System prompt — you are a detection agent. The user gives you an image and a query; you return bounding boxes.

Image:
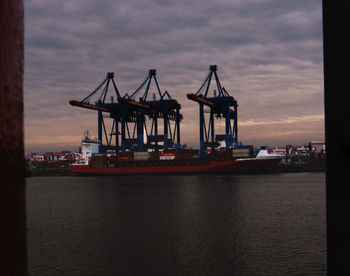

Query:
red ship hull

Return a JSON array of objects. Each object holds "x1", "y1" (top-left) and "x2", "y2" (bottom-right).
[{"x1": 69, "y1": 158, "x2": 282, "y2": 175}]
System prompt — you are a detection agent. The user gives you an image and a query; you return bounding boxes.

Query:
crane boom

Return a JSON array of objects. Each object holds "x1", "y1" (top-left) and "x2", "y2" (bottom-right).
[{"x1": 69, "y1": 100, "x2": 113, "y2": 112}]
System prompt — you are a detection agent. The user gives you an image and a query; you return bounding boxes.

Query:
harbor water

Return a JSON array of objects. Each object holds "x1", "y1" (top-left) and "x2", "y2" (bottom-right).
[{"x1": 26, "y1": 172, "x2": 326, "y2": 275}]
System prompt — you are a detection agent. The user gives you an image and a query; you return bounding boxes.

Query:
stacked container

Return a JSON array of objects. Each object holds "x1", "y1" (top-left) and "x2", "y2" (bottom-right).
[
  {"x1": 210, "y1": 149, "x2": 233, "y2": 160},
  {"x1": 232, "y1": 148, "x2": 252, "y2": 158},
  {"x1": 160, "y1": 152, "x2": 176, "y2": 160},
  {"x1": 90, "y1": 154, "x2": 107, "y2": 168},
  {"x1": 133, "y1": 152, "x2": 151, "y2": 161},
  {"x1": 117, "y1": 152, "x2": 133, "y2": 161}
]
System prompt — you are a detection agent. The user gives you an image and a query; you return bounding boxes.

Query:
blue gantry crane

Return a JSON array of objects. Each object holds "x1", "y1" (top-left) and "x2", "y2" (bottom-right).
[
  {"x1": 118, "y1": 69, "x2": 183, "y2": 151},
  {"x1": 187, "y1": 65, "x2": 238, "y2": 156},
  {"x1": 69, "y1": 72, "x2": 139, "y2": 152}
]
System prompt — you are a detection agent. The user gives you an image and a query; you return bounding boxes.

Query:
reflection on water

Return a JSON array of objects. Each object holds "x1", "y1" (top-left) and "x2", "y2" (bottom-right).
[{"x1": 27, "y1": 173, "x2": 326, "y2": 275}]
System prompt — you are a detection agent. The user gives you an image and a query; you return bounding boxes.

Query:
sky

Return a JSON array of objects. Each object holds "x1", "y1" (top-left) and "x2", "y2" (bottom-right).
[{"x1": 24, "y1": 0, "x2": 324, "y2": 153}]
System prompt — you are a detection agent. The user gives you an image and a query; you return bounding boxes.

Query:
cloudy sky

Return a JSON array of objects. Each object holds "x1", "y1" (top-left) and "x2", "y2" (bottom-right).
[{"x1": 24, "y1": 0, "x2": 324, "y2": 153}]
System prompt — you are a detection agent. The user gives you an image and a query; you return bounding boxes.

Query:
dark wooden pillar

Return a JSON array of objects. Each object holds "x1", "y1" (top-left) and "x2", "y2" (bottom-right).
[
  {"x1": 0, "y1": 0, "x2": 27, "y2": 274},
  {"x1": 323, "y1": 0, "x2": 350, "y2": 274}
]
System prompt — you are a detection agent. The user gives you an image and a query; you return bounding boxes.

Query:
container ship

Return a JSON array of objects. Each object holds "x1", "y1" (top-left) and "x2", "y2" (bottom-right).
[
  {"x1": 68, "y1": 66, "x2": 284, "y2": 175},
  {"x1": 69, "y1": 135, "x2": 283, "y2": 175}
]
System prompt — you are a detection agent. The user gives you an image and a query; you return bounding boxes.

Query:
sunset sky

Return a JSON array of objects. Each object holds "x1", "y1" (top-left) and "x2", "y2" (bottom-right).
[{"x1": 24, "y1": 0, "x2": 324, "y2": 153}]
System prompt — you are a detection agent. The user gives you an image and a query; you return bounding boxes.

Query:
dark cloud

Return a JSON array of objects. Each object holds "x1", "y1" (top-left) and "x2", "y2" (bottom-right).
[{"x1": 24, "y1": 0, "x2": 324, "y2": 152}]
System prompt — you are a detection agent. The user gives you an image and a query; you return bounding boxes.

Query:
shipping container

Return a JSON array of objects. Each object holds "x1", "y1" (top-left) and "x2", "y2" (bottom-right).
[
  {"x1": 160, "y1": 152, "x2": 176, "y2": 160},
  {"x1": 117, "y1": 156, "x2": 133, "y2": 161},
  {"x1": 232, "y1": 148, "x2": 253, "y2": 158},
  {"x1": 133, "y1": 152, "x2": 151, "y2": 160},
  {"x1": 118, "y1": 152, "x2": 133, "y2": 156},
  {"x1": 150, "y1": 152, "x2": 160, "y2": 160}
]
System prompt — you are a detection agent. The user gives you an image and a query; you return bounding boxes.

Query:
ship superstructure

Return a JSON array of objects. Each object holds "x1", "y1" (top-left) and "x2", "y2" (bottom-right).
[{"x1": 80, "y1": 131, "x2": 101, "y2": 165}]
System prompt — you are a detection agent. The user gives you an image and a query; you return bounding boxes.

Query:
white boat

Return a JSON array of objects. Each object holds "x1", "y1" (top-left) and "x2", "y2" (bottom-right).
[
  {"x1": 255, "y1": 149, "x2": 285, "y2": 159},
  {"x1": 235, "y1": 149, "x2": 284, "y2": 162}
]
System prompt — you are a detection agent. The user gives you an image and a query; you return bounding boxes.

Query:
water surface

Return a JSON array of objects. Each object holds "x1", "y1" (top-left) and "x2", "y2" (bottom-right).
[{"x1": 27, "y1": 172, "x2": 326, "y2": 275}]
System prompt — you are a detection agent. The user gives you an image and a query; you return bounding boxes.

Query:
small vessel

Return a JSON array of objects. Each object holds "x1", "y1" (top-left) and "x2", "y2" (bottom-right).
[
  {"x1": 254, "y1": 148, "x2": 285, "y2": 159},
  {"x1": 232, "y1": 149, "x2": 284, "y2": 172}
]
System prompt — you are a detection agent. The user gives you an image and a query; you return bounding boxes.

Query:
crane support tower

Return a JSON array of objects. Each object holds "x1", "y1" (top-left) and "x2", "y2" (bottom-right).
[
  {"x1": 119, "y1": 69, "x2": 183, "y2": 151},
  {"x1": 187, "y1": 65, "x2": 238, "y2": 156}
]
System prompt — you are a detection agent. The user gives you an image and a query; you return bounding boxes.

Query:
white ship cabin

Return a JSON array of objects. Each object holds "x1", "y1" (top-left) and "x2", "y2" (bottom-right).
[{"x1": 81, "y1": 138, "x2": 101, "y2": 165}]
